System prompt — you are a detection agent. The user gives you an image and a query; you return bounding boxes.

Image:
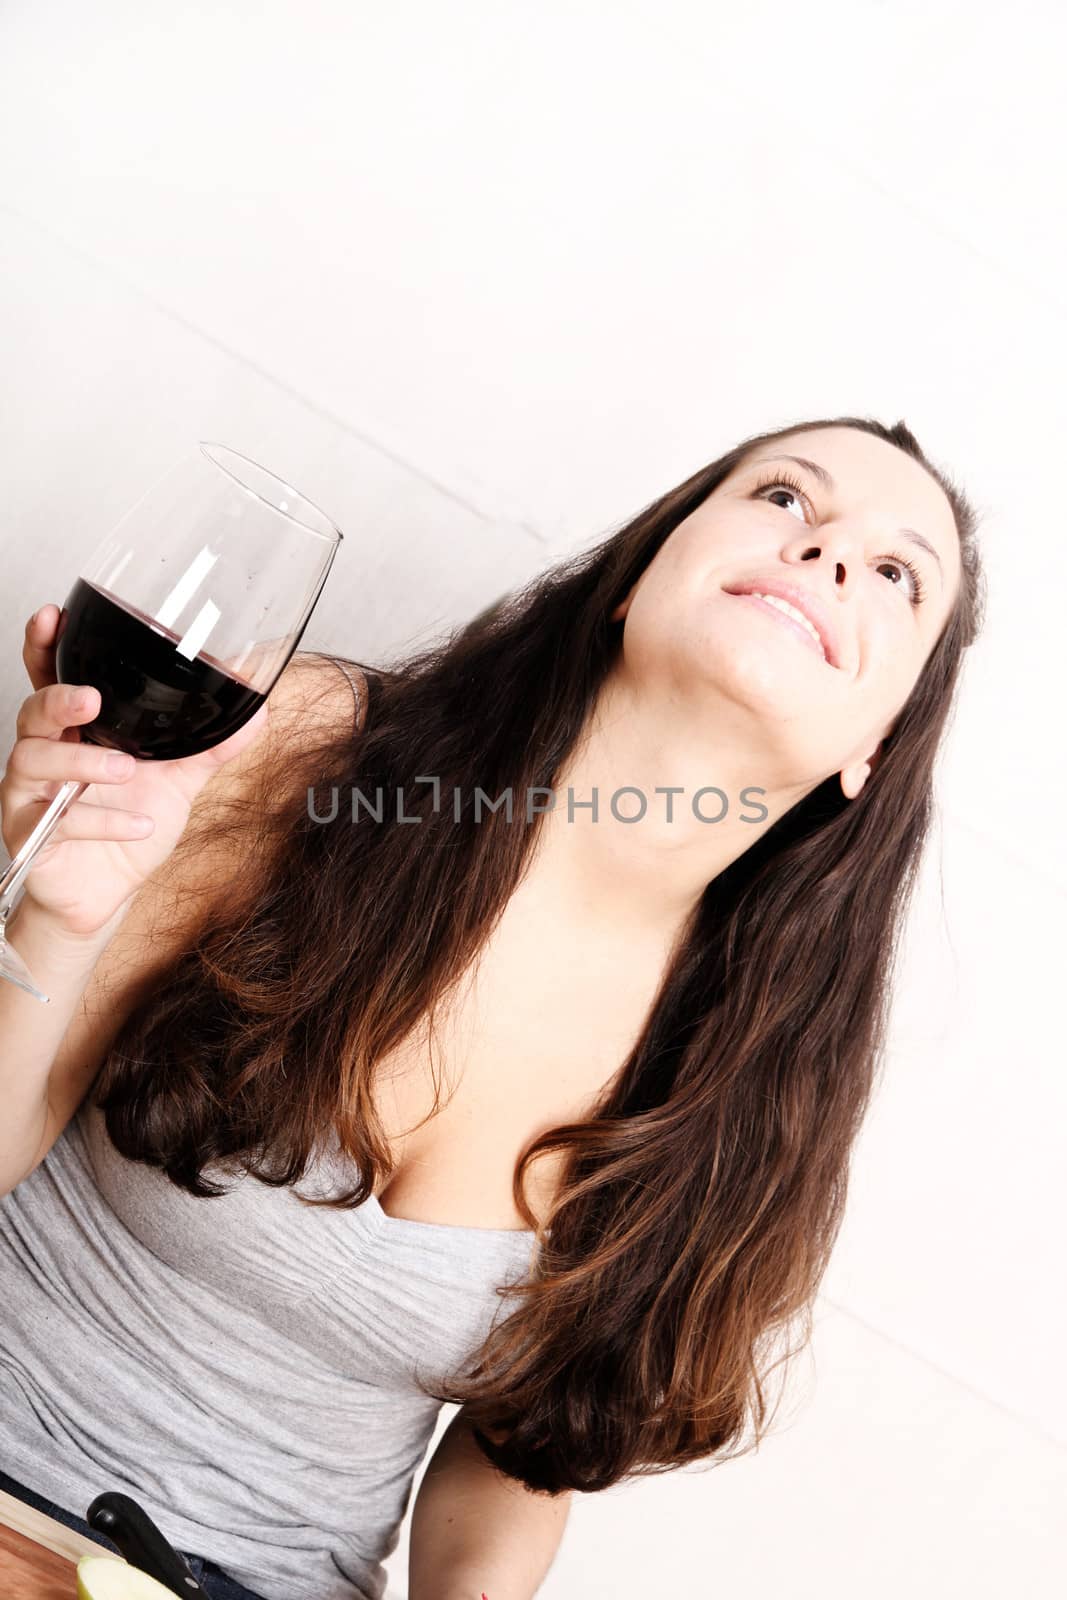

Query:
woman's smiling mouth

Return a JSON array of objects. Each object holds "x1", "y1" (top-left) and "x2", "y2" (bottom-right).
[{"x1": 728, "y1": 590, "x2": 833, "y2": 664}]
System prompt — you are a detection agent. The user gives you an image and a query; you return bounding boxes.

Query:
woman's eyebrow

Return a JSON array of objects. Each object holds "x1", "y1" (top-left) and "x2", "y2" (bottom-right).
[{"x1": 749, "y1": 453, "x2": 945, "y2": 587}]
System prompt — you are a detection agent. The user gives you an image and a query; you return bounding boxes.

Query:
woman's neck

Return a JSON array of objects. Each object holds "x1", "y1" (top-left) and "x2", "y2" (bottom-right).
[{"x1": 524, "y1": 667, "x2": 813, "y2": 942}]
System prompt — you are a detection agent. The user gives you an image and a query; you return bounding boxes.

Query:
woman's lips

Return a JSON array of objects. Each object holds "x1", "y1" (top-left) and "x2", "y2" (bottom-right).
[{"x1": 729, "y1": 591, "x2": 831, "y2": 663}]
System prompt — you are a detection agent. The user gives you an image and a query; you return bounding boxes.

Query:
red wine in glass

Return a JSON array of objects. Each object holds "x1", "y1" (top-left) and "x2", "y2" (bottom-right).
[
  {"x1": 0, "y1": 442, "x2": 343, "y2": 1002},
  {"x1": 56, "y1": 578, "x2": 267, "y2": 762}
]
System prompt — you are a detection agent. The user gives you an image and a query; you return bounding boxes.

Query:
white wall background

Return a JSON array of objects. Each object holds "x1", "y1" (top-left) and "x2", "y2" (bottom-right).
[{"x1": 0, "y1": 2, "x2": 1063, "y2": 1595}]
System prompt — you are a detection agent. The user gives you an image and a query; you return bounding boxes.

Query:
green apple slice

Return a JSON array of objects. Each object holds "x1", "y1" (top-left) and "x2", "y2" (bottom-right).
[{"x1": 76, "y1": 1553, "x2": 185, "y2": 1600}]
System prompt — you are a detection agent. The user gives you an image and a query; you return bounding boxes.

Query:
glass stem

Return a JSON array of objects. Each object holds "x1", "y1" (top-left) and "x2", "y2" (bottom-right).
[{"x1": 0, "y1": 781, "x2": 88, "y2": 924}]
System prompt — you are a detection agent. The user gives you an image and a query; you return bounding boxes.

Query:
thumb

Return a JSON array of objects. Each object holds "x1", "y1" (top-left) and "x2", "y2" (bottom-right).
[
  {"x1": 176, "y1": 696, "x2": 272, "y2": 783},
  {"x1": 204, "y1": 696, "x2": 272, "y2": 769}
]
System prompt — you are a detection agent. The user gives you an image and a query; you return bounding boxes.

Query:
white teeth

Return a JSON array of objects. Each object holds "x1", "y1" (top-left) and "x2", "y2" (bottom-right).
[{"x1": 750, "y1": 592, "x2": 826, "y2": 658}]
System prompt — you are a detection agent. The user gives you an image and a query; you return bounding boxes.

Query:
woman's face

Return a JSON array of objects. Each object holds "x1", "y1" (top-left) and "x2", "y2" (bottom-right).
[{"x1": 610, "y1": 427, "x2": 964, "y2": 798}]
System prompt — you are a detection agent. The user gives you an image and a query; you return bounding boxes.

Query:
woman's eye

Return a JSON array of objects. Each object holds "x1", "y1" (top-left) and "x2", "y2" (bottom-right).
[
  {"x1": 766, "y1": 488, "x2": 806, "y2": 520},
  {"x1": 875, "y1": 556, "x2": 926, "y2": 606},
  {"x1": 754, "y1": 479, "x2": 810, "y2": 522}
]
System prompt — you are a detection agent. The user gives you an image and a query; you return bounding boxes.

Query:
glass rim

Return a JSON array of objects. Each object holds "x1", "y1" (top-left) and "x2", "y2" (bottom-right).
[{"x1": 198, "y1": 441, "x2": 343, "y2": 544}]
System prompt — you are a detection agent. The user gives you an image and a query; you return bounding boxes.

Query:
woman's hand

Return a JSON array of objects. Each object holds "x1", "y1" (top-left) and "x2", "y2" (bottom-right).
[{"x1": 0, "y1": 603, "x2": 271, "y2": 938}]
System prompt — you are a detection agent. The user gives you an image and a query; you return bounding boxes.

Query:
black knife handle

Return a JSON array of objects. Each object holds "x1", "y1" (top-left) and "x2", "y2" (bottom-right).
[{"x1": 86, "y1": 1491, "x2": 207, "y2": 1596}]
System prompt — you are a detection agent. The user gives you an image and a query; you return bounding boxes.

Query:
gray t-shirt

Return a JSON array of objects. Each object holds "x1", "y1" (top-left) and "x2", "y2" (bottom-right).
[{"x1": 0, "y1": 1099, "x2": 537, "y2": 1600}]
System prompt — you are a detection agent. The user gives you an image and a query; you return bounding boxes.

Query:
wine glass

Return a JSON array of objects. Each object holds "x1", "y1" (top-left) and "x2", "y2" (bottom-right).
[{"x1": 0, "y1": 442, "x2": 343, "y2": 1002}]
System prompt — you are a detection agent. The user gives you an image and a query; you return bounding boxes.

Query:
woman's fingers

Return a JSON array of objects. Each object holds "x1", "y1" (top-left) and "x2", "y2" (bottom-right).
[
  {"x1": 5, "y1": 734, "x2": 135, "y2": 789},
  {"x1": 22, "y1": 604, "x2": 61, "y2": 692},
  {"x1": 14, "y1": 681, "x2": 100, "y2": 744},
  {"x1": 2, "y1": 685, "x2": 112, "y2": 834},
  {"x1": 17, "y1": 793, "x2": 155, "y2": 847}
]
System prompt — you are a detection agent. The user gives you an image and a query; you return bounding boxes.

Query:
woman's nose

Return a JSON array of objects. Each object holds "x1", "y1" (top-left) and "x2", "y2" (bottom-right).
[{"x1": 785, "y1": 525, "x2": 863, "y2": 600}]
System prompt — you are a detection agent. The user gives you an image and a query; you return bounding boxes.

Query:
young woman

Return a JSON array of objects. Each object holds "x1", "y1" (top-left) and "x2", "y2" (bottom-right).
[{"x1": 0, "y1": 414, "x2": 985, "y2": 1600}]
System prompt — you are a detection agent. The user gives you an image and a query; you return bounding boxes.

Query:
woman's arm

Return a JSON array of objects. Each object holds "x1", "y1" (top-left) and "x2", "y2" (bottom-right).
[{"x1": 408, "y1": 1408, "x2": 573, "y2": 1600}]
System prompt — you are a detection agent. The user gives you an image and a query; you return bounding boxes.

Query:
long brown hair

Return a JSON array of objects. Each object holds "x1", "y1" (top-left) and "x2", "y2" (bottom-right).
[{"x1": 95, "y1": 415, "x2": 985, "y2": 1495}]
